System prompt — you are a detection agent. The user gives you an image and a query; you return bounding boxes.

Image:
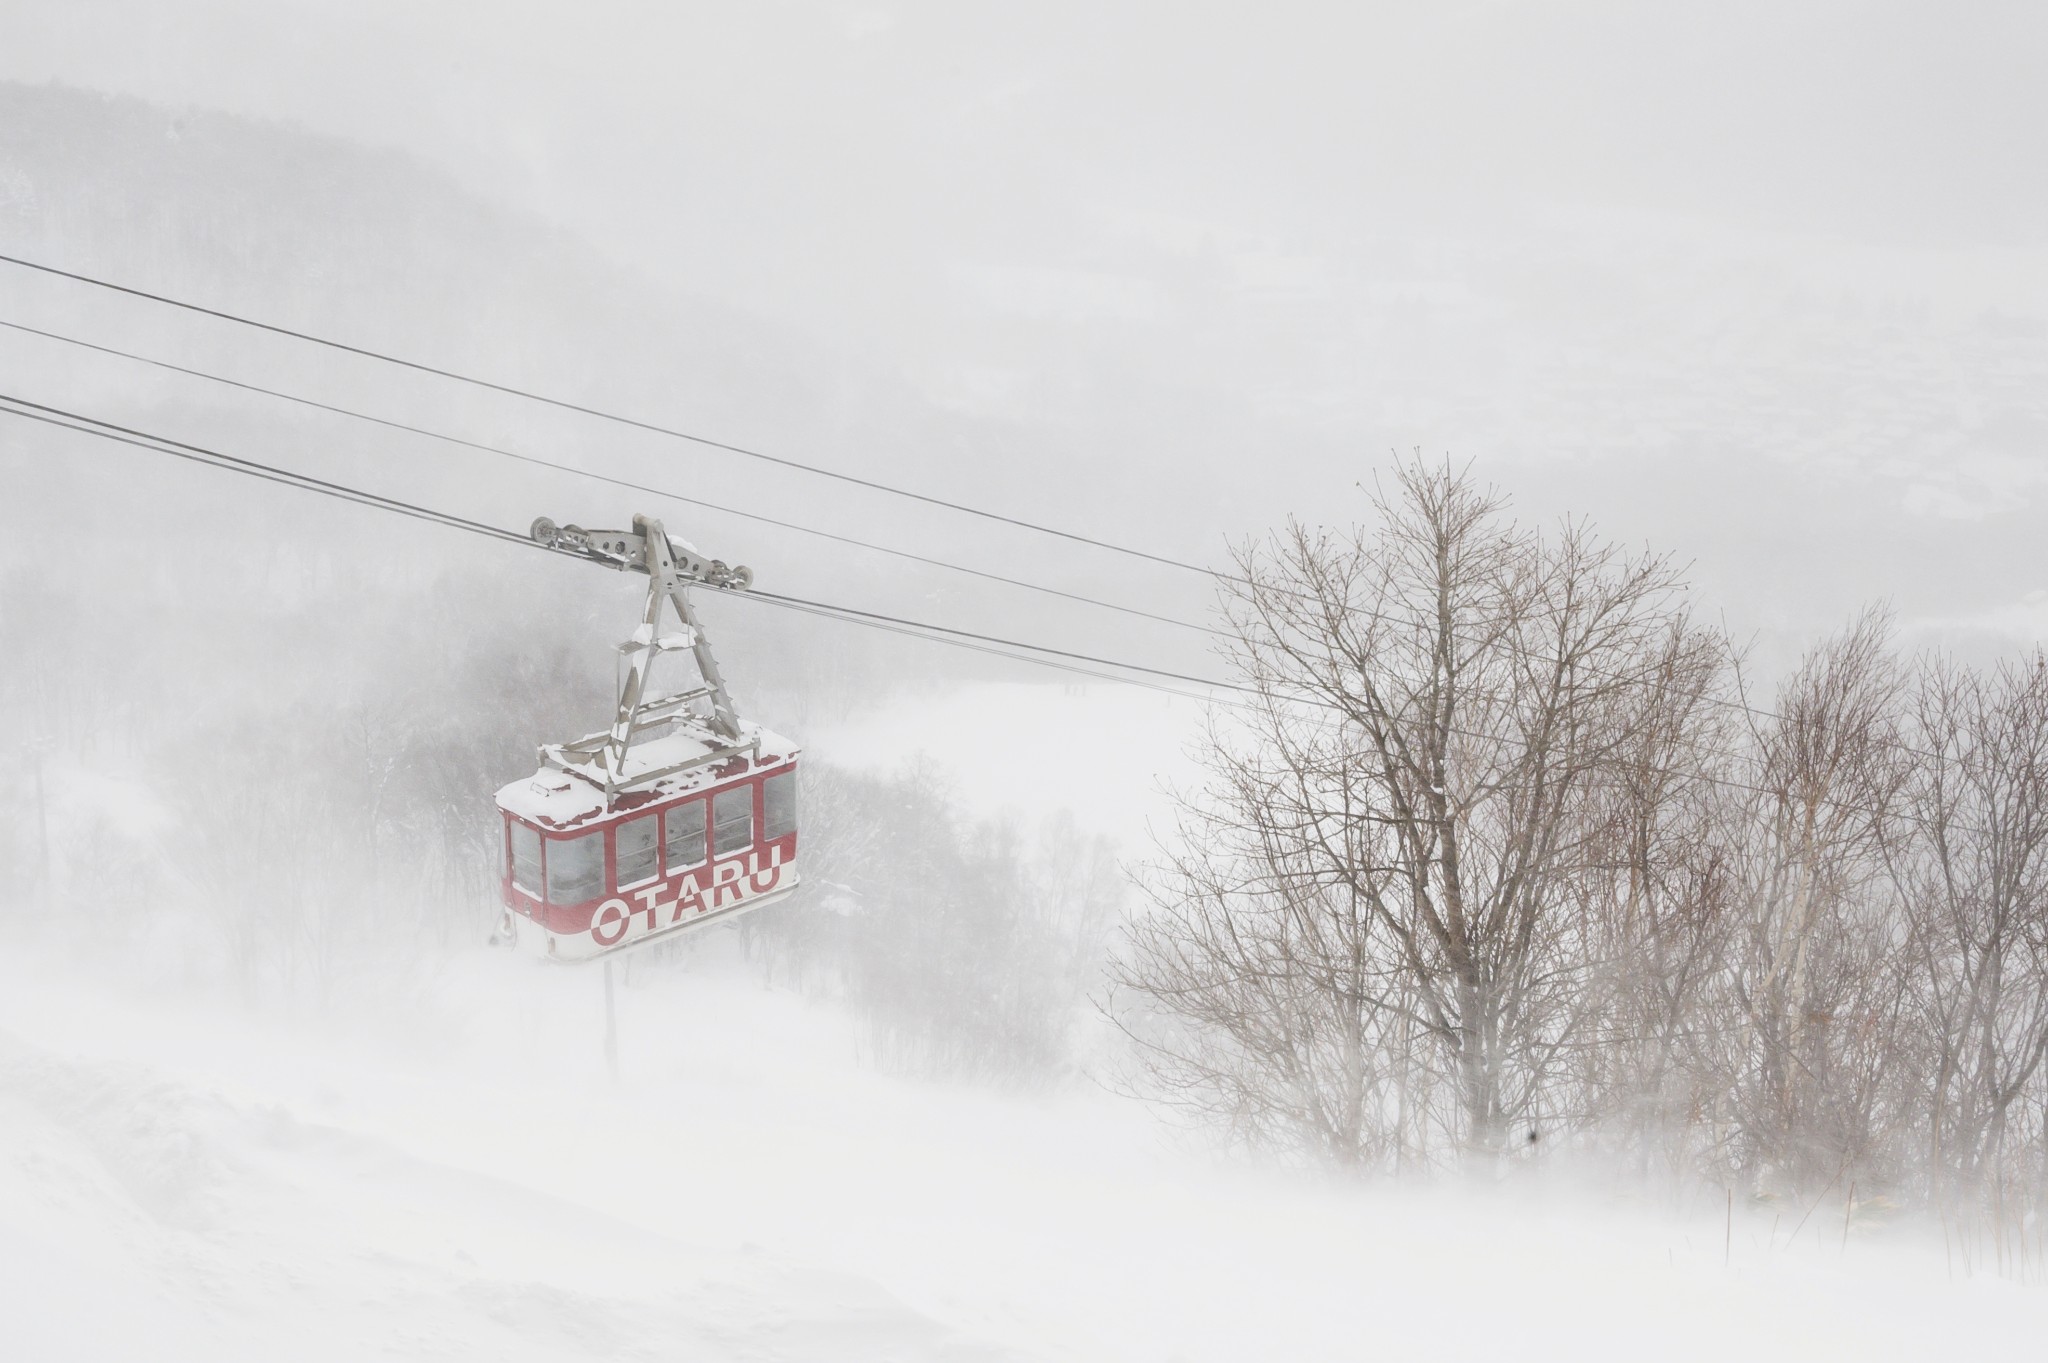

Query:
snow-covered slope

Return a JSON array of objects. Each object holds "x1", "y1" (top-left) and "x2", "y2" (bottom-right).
[{"x1": 3, "y1": 946, "x2": 2040, "y2": 1362}]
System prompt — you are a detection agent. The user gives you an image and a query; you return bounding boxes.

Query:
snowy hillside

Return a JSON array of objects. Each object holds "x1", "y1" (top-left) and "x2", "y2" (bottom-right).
[
  {"x1": 5, "y1": 14, "x2": 2047, "y2": 1360},
  {"x1": 5, "y1": 944, "x2": 2041, "y2": 1363}
]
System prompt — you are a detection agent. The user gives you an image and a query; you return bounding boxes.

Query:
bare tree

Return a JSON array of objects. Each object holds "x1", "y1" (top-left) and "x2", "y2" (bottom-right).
[
  {"x1": 1888, "y1": 652, "x2": 2048, "y2": 1204},
  {"x1": 1115, "y1": 727, "x2": 1412, "y2": 1164},
  {"x1": 1711, "y1": 609, "x2": 1910, "y2": 1193},
  {"x1": 1115, "y1": 462, "x2": 1720, "y2": 1168},
  {"x1": 745, "y1": 760, "x2": 1122, "y2": 1086},
  {"x1": 1569, "y1": 628, "x2": 1739, "y2": 1180}
]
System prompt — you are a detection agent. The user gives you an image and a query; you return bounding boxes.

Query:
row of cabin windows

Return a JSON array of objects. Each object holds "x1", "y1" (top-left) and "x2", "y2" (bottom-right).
[{"x1": 509, "y1": 771, "x2": 796, "y2": 905}]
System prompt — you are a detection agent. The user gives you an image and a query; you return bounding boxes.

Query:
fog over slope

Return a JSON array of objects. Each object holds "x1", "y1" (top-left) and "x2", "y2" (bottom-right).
[{"x1": 3, "y1": 11, "x2": 2047, "y2": 1359}]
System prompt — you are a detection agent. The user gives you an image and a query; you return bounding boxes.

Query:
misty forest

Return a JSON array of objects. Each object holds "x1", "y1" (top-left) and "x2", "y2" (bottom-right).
[{"x1": 4, "y1": 7, "x2": 2048, "y2": 1361}]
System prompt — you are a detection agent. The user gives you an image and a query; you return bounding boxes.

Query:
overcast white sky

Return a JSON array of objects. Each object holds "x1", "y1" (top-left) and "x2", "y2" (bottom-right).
[
  {"x1": 6, "y1": 0, "x2": 2045, "y2": 655},
  {"x1": 13, "y1": 4, "x2": 2046, "y2": 288}
]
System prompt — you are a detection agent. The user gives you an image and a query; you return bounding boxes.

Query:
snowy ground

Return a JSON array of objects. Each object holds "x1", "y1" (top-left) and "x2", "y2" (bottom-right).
[
  {"x1": 4, "y1": 685, "x2": 2042, "y2": 1360},
  {"x1": 3, "y1": 940, "x2": 2043, "y2": 1362}
]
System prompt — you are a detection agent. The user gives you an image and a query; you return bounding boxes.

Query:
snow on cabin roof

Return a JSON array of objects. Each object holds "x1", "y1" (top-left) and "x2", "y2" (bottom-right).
[
  {"x1": 494, "y1": 723, "x2": 799, "y2": 830},
  {"x1": 497, "y1": 770, "x2": 607, "y2": 828}
]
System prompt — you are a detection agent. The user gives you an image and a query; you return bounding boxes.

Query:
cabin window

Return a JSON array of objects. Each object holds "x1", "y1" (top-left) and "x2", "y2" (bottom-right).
[
  {"x1": 712, "y1": 785, "x2": 753, "y2": 856},
  {"x1": 546, "y1": 829, "x2": 604, "y2": 904},
  {"x1": 763, "y1": 770, "x2": 796, "y2": 841},
  {"x1": 665, "y1": 801, "x2": 706, "y2": 870},
  {"x1": 509, "y1": 821, "x2": 542, "y2": 895},
  {"x1": 616, "y1": 814, "x2": 659, "y2": 887}
]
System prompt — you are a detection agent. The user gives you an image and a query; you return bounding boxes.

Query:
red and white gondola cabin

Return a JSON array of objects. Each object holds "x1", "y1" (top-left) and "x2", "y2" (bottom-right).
[
  {"x1": 494, "y1": 513, "x2": 801, "y2": 961},
  {"x1": 495, "y1": 727, "x2": 799, "y2": 961}
]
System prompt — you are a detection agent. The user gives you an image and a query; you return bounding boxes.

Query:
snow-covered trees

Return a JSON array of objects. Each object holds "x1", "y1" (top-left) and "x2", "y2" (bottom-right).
[
  {"x1": 1114, "y1": 463, "x2": 1722, "y2": 1167},
  {"x1": 746, "y1": 761, "x2": 1122, "y2": 1085},
  {"x1": 1115, "y1": 462, "x2": 2048, "y2": 1229},
  {"x1": 1888, "y1": 655, "x2": 2048, "y2": 1203}
]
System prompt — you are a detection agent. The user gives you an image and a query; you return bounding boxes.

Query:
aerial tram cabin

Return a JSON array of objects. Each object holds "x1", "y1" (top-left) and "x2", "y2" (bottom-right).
[{"x1": 494, "y1": 515, "x2": 800, "y2": 962}]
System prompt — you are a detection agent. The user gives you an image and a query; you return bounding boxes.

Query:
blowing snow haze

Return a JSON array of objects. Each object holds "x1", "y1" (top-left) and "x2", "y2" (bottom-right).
[
  {"x1": 6, "y1": 1, "x2": 2045, "y2": 643},
  {"x1": 2, "y1": 4, "x2": 2046, "y2": 1361}
]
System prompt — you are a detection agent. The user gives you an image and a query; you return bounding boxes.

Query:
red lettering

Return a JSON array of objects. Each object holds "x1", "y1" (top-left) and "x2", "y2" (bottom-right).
[
  {"x1": 590, "y1": 898, "x2": 630, "y2": 947},
  {"x1": 631, "y1": 885, "x2": 662, "y2": 933},
  {"x1": 749, "y1": 845, "x2": 783, "y2": 893},
  {"x1": 672, "y1": 871, "x2": 704, "y2": 921}
]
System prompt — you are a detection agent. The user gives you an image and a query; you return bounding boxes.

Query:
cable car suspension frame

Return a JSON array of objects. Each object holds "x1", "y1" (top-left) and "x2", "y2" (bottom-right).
[{"x1": 529, "y1": 513, "x2": 756, "y2": 799}]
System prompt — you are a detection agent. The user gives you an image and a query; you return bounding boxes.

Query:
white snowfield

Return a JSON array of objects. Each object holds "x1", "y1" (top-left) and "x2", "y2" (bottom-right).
[{"x1": 1, "y1": 948, "x2": 2041, "y2": 1363}]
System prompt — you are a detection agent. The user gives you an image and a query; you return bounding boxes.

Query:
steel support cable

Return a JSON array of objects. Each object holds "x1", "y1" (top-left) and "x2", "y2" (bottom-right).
[
  {"x1": 0, "y1": 392, "x2": 1234, "y2": 699},
  {"x1": 745, "y1": 588, "x2": 1248, "y2": 693},
  {"x1": 0, "y1": 390, "x2": 1644, "y2": 757},
  {"x1": 0, "y1": 384, "x2": 1703, "y2": 720},
  {"x1": 0, "y1": 252, "x2": 1731, "y2": 661},
  {"x1": 0, "y1": 254, "x2": 1964, "y2": 773},
  {"x1": 0, "y1": 396, "x2": 534, "y2": 546},
  {"x1": 0, "y1": 307, "x2": 1851, "y2": 783},
  {"x1": 0, "y1": 388, "x2": 1235, "y2": 695},
  {"x1": 732, "y1": 592, "x2": 1223, "y2": 703},
  {"x1": 0, "y1": 391, "x2": 1992, "y2": 837},
  {"x1": 0, "y1": 316, "x2": 1222, "y2": 639},
  {"x1": 0, "y1": 391, "x2": 1701, "y2": 730},
  {"x1": 0, "y1": 250, "x2": 1212, "y2": 573},
  {"x1": 4, "y1": 390, "x2": 1998, "y2": 839},
  {"x1": 4, "y1": 395, "x2": 1215, "y2": 703}
]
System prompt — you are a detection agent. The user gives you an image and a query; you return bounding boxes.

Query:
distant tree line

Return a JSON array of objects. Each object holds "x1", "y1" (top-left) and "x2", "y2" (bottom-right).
[
  {"x1": 1112, "y1": 463, "x2": 2048, "y2": 1240},
  {"x1": 0, "y1": 548, "x2": 1115, "y2": 1086},
  {"x1": 742, "y1": 760, "x2": 1123, "y2": 1086}
]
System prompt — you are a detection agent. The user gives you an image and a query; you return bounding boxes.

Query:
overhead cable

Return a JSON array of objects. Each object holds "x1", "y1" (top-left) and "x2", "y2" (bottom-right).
[
  {"x1": 0, "y1": 315, "x2": 1223, "y2": 639},
  {"x1": 0, "y1": 391, "x2": 1233, "y2": 700},
  {"x1": 0, "y1": 255, "x2": 1957, "y2": 762},
  {"x1": 0, "y1": 391, "x2": 1984, "y2": 837},
  {"x1": 0, "y1": 250, "x2": 1213, "y2": 574}
]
